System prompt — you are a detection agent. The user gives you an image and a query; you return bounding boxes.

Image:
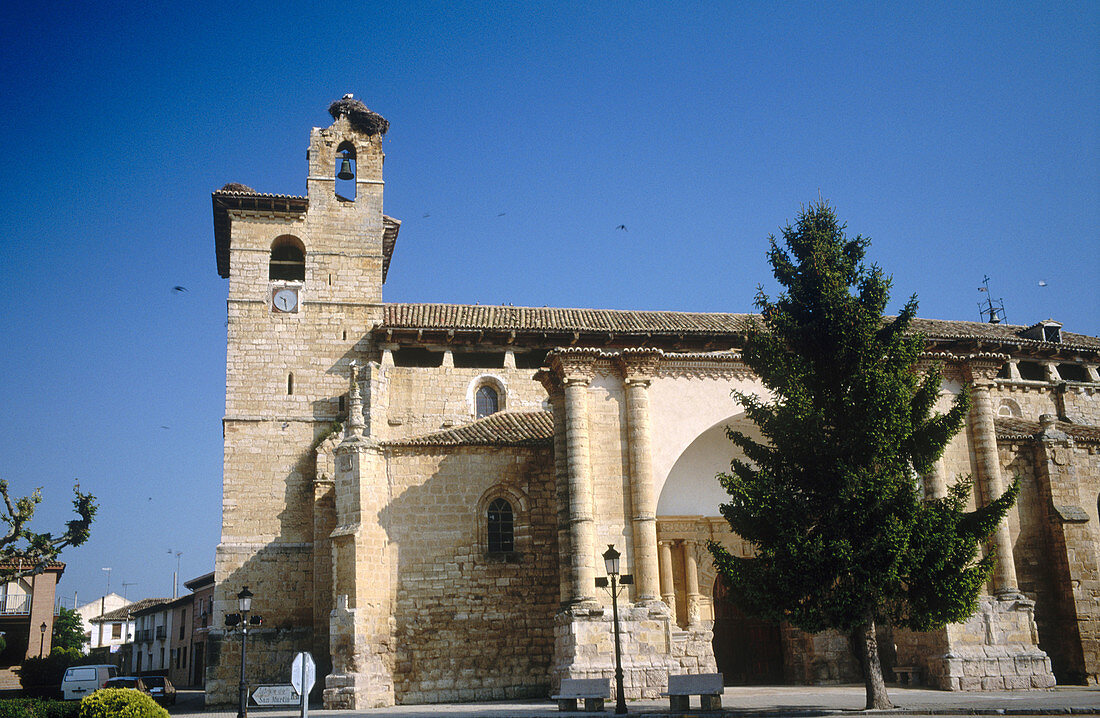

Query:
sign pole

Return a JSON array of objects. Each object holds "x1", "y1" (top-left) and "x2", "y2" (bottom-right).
[{"x1": 300, "y1": 655, "x2": 308, "y2": 718}]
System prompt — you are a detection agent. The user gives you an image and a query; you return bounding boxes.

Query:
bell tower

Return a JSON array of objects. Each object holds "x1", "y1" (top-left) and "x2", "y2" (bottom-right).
[{"x1": 209, "y1": 97, "x2": 398, "y2": 705}]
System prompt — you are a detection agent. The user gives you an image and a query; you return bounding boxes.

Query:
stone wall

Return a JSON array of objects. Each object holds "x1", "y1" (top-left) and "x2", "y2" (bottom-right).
[
  {"x1": 385, "y1": 446, "x2": 559, "y2": 703},
  {"x1": 380, "y1": 362, "x2": 549, "y2": 440}
]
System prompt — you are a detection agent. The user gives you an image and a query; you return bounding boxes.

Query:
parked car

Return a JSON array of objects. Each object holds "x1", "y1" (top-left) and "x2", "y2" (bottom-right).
[
  {"x1": 142, "y1": 675, "x2": 176, "y2": 705},
  {"x1": 61, "y1": 664, "x2": 118, "y2": 700},
  {"x1": 103, "y1": 676, "x2": 151, "y2": 694}
]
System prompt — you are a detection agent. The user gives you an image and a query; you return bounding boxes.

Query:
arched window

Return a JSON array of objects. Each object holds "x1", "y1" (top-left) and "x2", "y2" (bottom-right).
[
  {"x1": 269, "y1": 236, "x2": 305, "y2": 281},
  {"x1": 475, "y1": 385, "x2": 499, "y2": 418},
  {"x1": 487, "y1": 498, "x2": 514, "y2": 553}
]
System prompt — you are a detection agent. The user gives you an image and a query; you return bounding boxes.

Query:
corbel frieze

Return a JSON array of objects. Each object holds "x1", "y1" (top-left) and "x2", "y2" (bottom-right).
[{"x1": 656, "y1": 352, "x2": 754, "y2": 380}]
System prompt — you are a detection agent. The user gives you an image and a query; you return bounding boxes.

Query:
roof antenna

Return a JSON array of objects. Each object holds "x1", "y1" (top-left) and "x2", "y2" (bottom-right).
[{"x1": 977, "y1": 275, "x2": 1006, "y2": 324}]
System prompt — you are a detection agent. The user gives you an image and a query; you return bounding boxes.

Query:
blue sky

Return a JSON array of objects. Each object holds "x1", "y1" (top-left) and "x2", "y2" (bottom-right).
[{"x1": 1, "y1": 2, "x2": 1096, "y2": 610}]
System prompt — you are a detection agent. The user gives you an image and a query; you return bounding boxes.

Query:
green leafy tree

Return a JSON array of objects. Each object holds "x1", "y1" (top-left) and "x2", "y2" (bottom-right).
[
  {"x1": 707, "y1": 203, "x2": 1018, "y2": 709},
  {"x1": 0, "y1": 480, "x2": 96, "y2": 582},
  {"x1": 52, "y1": 607, "x2": 89, "y2": 653}
]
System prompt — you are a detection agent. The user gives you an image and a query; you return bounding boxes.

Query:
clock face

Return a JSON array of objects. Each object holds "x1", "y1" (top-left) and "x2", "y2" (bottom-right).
[{"x1": 273, "y1": 288, "x2": 298, "y2": 313}]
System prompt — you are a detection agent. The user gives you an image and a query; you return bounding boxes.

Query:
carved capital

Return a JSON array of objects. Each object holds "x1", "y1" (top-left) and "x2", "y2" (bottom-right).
[
  {"x1": 548, "y1": 349, "x2": 600, "y2": 384},
  {"x1": 961, "y1": 353, "x2": 1010, "y2": 386},
  {"x1": 617, "y1": 348, "x2": 663, "y2": 386}
]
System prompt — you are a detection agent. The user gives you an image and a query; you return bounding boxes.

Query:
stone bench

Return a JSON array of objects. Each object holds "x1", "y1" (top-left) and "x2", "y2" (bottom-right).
[
  {"x1": 893, "y1": 665, "x2": 921, "y2": 686},
  {"x1": 661, "y1": 673, "x2": 724, "y2": 712},
  {"x1": 551, "y1": 678, "x2": 610, "y2": 712}
]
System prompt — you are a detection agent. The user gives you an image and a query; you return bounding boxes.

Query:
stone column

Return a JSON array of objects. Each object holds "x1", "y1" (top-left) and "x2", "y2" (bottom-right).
[
  {"x1": 658, "y1": 539, "x2": 677, "y2": 619},
  {"x1": 537, "y1": 369, "x2": 574, "y2": 607},
  {"x1": 683, "y1": 540, "x2": 701, "y2": 627},
  {"x1": 925, "y1": 458, "x2": 948, "y2": 501},
  {"x1": 619, "y1": 351, "x2": 662, "y2": 604},
  {"x1": 965, "y1": 357, "x2": 1019, "y2": 596},
  {"x1": 551, "y1": 352, "x2": 599, "y2": 605}
]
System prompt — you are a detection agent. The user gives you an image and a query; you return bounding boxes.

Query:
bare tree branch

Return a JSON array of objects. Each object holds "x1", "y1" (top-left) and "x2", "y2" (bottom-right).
[{"x1": 0, "y1": 479, "x2": 97, "y2": 582}]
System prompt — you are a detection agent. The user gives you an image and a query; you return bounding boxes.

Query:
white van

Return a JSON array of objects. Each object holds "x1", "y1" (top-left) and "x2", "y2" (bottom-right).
[{"x1": 61, "y1": 664, "x2": 117, "y2": 700}]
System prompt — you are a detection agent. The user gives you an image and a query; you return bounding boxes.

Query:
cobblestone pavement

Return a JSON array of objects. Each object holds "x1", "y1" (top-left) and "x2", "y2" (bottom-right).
[{"x1": 176, "y1": 685, "x2": 1100, "y2": 717}]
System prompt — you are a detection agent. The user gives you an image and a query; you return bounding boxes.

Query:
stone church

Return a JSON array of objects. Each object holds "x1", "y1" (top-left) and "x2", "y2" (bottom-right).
[{"x1": 205, "y1": 99, "x2": 1100, "y2": 708}]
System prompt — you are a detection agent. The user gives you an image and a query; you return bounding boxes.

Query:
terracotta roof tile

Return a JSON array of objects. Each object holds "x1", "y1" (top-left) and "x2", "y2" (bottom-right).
[
  {"x1": 0, "y1": 559, "x2": 64, "y2": 570},
  {"x1": 380, "y1": 304, "x2": 1100, "y2": 352},
  {"x1": 89, "y1": 597, "x2": 173, "y2": 623},
  {"x1": 382, "y1": 304, "x2": 756, "y2": 334},
  {"x1": 909, "y1": 317, "x2": 1100, "y2": 350},
  {"x1": 995, "y1": 417, "x2": 1100, "y2": 443},
  {"x1": 386, "y1": 411, "x2": 554, "y2": 447}
]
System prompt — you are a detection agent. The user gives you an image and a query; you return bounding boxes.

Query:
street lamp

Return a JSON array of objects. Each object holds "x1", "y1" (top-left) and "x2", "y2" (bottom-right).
[
  {"x1": 595, "y1": 544, "x2": 632, "y2": 714},
  {"x1": 225, "y1": 586, "x2": 261, "y2": 718},
  {"x1": 39, "y1": 621, "x2": 47, "y2": 657}
]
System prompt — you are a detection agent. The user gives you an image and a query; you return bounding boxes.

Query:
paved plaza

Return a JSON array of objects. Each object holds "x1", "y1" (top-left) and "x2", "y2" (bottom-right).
[{"x1": 182, "y1": 684, "x2": 1100, "y2": 717}]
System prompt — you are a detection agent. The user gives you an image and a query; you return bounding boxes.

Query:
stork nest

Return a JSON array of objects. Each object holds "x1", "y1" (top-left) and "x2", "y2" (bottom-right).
[
  {"x1": 217, "y1": 182, "x2": 255, "y2": 193},
  {"x1": 328, "y1": 98, "x2": 389, "y2": 136}
]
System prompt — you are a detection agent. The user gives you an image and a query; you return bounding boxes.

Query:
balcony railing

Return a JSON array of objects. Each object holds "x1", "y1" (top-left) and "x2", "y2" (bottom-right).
[
  {"x1": 0, "y1": 595, "x2": 31, "y2": 615},
  {"x1": 155, "y1": 626, "x2": 166, "y2": 641},
  {"x1": 135, "y1": 629, "x2": 152, "y2": 643}
]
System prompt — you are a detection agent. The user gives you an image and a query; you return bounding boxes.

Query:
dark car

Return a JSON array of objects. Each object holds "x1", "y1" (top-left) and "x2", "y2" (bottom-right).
[
  {"x1": 142, "y1": 675, "x2": 177, "y2": 705},
  {"x1": 103, "y1": 676, "x2": 150, "y2": 694}
]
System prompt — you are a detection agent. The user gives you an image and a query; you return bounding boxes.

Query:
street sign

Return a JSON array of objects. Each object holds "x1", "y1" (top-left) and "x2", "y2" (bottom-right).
[
  {"x1": 252, "y1": 685, "x2": 299, "y2": 706},
  {"x1": 291, "y1": 651, "x2": 316, "y2": 695}
]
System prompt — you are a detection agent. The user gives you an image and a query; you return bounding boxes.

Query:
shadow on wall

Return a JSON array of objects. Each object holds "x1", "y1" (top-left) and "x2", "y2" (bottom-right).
[{"x1": 658, "y1": 413, "x2": 759, "y2": 516}]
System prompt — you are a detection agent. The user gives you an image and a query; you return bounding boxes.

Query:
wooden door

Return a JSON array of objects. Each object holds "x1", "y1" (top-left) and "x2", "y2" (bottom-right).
[{"x1": 712, "y1": 578, "x2": 784, "y2": 685}]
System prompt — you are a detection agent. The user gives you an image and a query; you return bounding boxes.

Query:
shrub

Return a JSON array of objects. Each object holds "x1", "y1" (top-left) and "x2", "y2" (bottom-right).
[
  {"x1": 78, "y1": 689, "x2": 169, "y2": 718},
  {"x1": 18, "y1": 653, "x2": 76, "y2": 698},
  {"x1": 0, "y1": 698, "x2": 81, "y2": 718}
]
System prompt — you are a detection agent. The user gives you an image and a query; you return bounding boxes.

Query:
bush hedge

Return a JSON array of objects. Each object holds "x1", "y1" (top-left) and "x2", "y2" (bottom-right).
[
  {"x1": 0, "y1": 698, "x2": 81, "y2": 718},
  {"x1": 78, "y1": 688, "x2": 169, "y2": 718}
]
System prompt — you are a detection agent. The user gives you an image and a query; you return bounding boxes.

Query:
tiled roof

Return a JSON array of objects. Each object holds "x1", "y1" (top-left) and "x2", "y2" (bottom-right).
[
  {"x1": 908, "y1": 317, "x2": 1100, "y2": 351},
  {"x1": 386, "y1": 411, "x2": 554, "y2": 447},
  {"x1": 379, "y1": 304, "x2": 1100, "y2": 352},
  {"x1": 0, "y1": 559, "x2": 64, "y2": 570},
  {"x1": 184, "y1": 571, "x2": 215, "y2": 591},
  {"x1": 89, "y1": 597, "x2": 172, "y2": 623},
  {"x1": 995, "y1": 417, "x2": 1100, "y2": 444},
  {"x1": 382, "y1": 304, "x2": 756, "y2": 334}
]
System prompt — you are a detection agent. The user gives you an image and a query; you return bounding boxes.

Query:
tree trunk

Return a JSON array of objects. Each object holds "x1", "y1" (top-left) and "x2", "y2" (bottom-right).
[{"x1": 860, "y1": 609, "x2": 893, "y2": 710}]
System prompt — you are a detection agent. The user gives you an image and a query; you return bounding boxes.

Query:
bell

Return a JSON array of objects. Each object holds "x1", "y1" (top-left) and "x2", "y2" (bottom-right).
[{"x1": 337, "y1": 157, "x2": 354, "y2": 181}]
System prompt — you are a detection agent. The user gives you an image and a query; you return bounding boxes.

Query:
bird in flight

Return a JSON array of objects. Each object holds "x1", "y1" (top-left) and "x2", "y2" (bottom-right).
[
  {"x1": 1038, "y1": 280, "x2": 1048, "y2": 287},
  {"x1": 173, "y1": 286, "x2": 188, "y2": 293},
  {"x1": 616, "y1": 225, "x2": 627, "y2": 231},
  {"x1": 497, "y1": 212, "x2": 506, "y2": 217}
]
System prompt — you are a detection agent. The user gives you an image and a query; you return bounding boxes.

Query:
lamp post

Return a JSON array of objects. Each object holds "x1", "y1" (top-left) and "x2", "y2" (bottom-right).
[
  {"x1": 596, "y1": 544, "x2": 632, "y2": 714},
  {"x1": 39, "y1": 621, "x2": 47, "y2": 657},
  {"x1": 225, "y1": 586, "x2": 256, "y2": 718}
]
